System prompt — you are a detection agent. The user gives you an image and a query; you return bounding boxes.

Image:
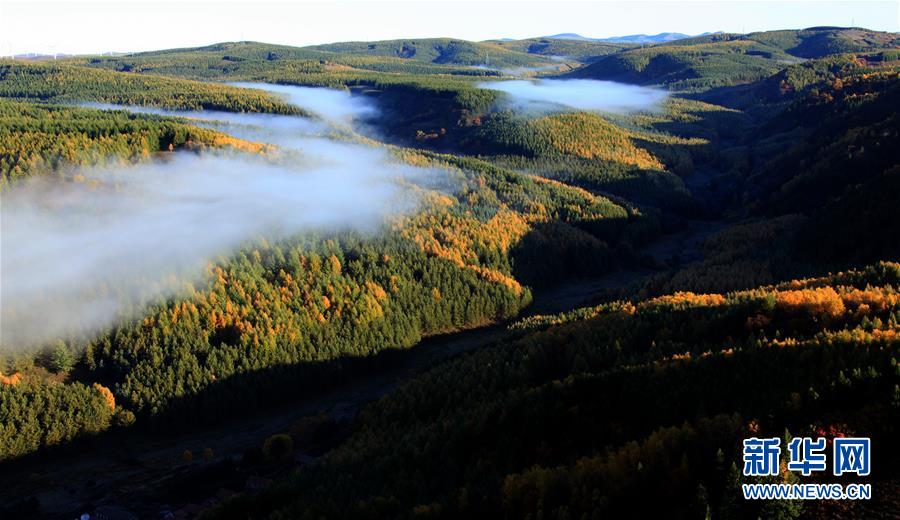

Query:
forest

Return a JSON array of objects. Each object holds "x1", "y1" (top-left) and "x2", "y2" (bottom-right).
[
  {"x1": 0, "y1": 100, "x2": 266, "y2": 185},
  {"x1": 0, "y1": 23, "x2": 898, "y2": 520},
  {"x1": 209, "y1": 262, "x2": 900, "y2": 519}
]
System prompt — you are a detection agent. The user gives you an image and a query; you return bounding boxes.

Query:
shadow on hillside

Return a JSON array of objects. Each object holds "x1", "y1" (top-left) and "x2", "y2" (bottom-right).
[
  {"x1": 647, "y1": 105, "x2": 755, "y2": 142},
  {"x1": 352, "y1": 85, "x2": 482, "y2": 154},
  {"x1": 0, "y1": 321, "x2": 513, "y2": 517},
  {"x1": 587, "y1": 171, "x2": 698, "y2": 214},
  {"x1": 680, "y1": 83, "x2": 770, "y2": 110}
]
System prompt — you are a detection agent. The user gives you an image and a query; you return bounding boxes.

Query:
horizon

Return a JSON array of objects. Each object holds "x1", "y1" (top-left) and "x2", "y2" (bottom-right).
[
  {"x1": 2, "y1": 0, "x2": 898, "y2": 57},
  {"x1": 6, "y1": 26, "x2": 897, "y2": 58}
]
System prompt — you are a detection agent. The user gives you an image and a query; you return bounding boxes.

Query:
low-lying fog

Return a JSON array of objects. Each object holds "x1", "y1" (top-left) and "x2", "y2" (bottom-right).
[
  {"x1": 480, "y1": 79, "x2": 668, "y2": 113},
  {"x1": 1, "y1": 84, "x2": 444, "y2": 349},
  {"x1": 471, "y1": 64, "x2": 562, "y2": 78},
  {"x1": 231, "y1": 82, "x2": 377, "y2": 123}
]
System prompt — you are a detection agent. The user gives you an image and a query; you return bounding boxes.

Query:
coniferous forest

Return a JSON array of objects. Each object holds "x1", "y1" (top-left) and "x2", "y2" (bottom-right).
[{"x1": 0, "y1": 10, "x2": 898, "y2": 520}]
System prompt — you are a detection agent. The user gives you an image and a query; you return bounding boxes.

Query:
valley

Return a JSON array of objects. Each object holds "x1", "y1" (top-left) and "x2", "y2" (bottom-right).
[
  {"x1": 0, "y1": 189, "x2": 725, "y2": 518},
  {"x1": 1, "y1": 22, "x2": 898, "y2": 520}
]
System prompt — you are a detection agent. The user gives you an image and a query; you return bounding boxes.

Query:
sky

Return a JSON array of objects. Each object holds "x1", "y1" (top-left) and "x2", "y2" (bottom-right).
[{"x1": 1, "y1": 0, "x2": 897, "y2": 56}]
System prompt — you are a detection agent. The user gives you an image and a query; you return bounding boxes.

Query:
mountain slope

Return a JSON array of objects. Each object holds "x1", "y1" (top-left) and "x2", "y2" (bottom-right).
[
  {"x1": 566, "y1": 38, "x2": 793, "y2": 91},
  {"x1": 745, "y1": 67, "x2": 900, "y2": 266},
  {"x1": 307, "y1": 38, "x2": 547, "y2": 67},
  {"x1": 0, "y1": 61, "x2": 303, "y2": 114},
  {"x1": 209, "y1": 262, "x2": 900, "y2": 520},
  {"x1": 567, "y1": 28, "x2": 898, "y2": 91},
  {"x1": 488, "y1": 37, "x2": 630, "y2": 62},
  {"x1": 747, "y1": 26, "x2": 900, "y2": 59}
]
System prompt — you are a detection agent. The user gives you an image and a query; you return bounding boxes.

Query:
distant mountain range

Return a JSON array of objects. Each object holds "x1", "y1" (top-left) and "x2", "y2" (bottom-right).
[
  {"x1": 544, "y1": 32, "x2": 719, "y2": 44},
  {"x1": 11, "y1": 51, "x2": 126, "y2": 60},
  {"x1": 11, "y1": 53, "x2": 72, "y2": 60}
]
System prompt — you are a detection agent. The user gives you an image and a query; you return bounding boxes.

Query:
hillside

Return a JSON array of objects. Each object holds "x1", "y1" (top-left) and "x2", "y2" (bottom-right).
[
  {"x1": 746, "y1": 26, "x2": 900, "y2": 59},
  {"x1": 1, "y1": 97, "x2": 651, "y2": 461},
  {"x1": 566, "y1": 38, "x2": 795, "y2": 91},
  {"x1": 469, "y1": 110, "x2": 705, "y2": 209},
  {"x1": 81, "y1": 45, "x2": 484, "y2": 79},
  {"x1": 209, "y1": 262, "x2": 900, "y2": 520},
  {"x1": 0, "y1": 61, "x2": 304, "y2": 113},
  {"x1": 568, "y1": 28, "x2": 899, "y2": 91},
  {"x1": 1, "y1": 23, "x2": 899, "y2": 519},
  {"x1": 0, "y1": 99, "x2": 266, "y2": 185},
  {"x1": 307, "y1": 38, "x2": 548, "y2": 68},
  {"x1": 488, "y1": 37, "x2": 631, "y2": 62},
  {"x1": 744, "y1": 67, "x2": 900, "y2": 266}
]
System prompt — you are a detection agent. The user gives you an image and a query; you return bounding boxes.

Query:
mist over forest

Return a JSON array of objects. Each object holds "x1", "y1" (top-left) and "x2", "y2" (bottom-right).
[
  {"x1": 2, "y1": 86, "x2": 448, "y2": 347},
  {"x1": 480, "y1": 78, "x2": 668, "y2": 113},
  {"x1": 0, "y1": 16, "x2": 897, "y2": 520}
]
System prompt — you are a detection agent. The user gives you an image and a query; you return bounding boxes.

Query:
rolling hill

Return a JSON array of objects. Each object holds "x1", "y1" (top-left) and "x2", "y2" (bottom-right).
[
  {"x1": 1, "y1": 24, "x2": 899, "y2": 519},
  {"x1": 207, "y1": 262, "x2": 900, "y2": 520},
  {"x1": 307, "y1": 38, "x2": 548, "y2": 67},
  {"x1": 746, "y1": 26, "x2": 900, "y2": 59},
  {"x1": 488, "y1": 37, "x2": 631, "y2": 63},
  {"x1": 568, "y1": 28, "x2": 899, "y2": 91}
]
